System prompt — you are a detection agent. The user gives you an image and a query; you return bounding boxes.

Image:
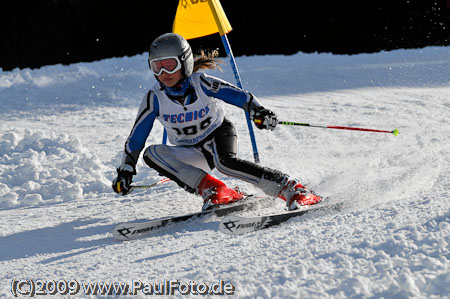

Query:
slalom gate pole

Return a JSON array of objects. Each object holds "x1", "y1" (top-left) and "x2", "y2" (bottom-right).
[
  {"x1": 277, "y1": 121, "x2": 399, "y2": 136},
  {"x1": 131, "y1": 178, "x2": 171, "y2": 190},
  {"x1": 204, "y1": 0, "x2": 259, "y2": 163},
  {"x1": 220, "y1": 34, "x2": 260, "y2": 163},
  {"x1": 162, "y1": 128, "x2": 168, "y2": 145}
]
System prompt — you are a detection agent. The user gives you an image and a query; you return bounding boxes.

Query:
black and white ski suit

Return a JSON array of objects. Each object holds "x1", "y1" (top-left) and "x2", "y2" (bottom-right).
[{"x1": 119, "y1": 72, "x2": 289, "y2": 197}]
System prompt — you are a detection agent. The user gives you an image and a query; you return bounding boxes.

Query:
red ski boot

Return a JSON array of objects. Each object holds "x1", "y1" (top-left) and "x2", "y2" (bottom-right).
[
  {"x1": 197, "y1": 174, "x2": 245, "y2": 211},
  {"x1": 278, "y1": 179, "x2": 322, "y2": 211}
]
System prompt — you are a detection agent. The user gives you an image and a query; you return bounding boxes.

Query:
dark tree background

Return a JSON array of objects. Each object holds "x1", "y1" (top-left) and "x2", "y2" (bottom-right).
[{"x1": 1, "y1": 0, "x2": 449, "y2": 71}]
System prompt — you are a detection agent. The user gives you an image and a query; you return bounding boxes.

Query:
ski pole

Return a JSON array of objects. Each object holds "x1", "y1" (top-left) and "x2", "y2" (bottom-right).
[
  {"x1": 130, "y1": 178, "x2": 171, "y2": 190},
  {"x1": 277, "y1": 121, "x2": 399, "y2": 136},
  {"x1": 253, "y1": 118, "x2": 399, "y2": 135}
]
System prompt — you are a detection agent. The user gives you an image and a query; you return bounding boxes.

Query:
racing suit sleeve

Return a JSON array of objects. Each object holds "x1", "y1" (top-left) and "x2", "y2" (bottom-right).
[
  {"x1": 118, "y1": 90, "x2": 159, "y2": 173},
  {"x1": 198, "y1": 72, "x2": 263, "y2": 113}
]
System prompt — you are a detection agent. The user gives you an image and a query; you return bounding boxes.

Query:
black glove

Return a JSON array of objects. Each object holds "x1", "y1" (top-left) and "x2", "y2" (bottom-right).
[
  {"x1": 112, "y1": 168, "x2": 134, "y2": 195},
  {"x1": 250, "y1": 106, "x2": 278, "y2": 130}
]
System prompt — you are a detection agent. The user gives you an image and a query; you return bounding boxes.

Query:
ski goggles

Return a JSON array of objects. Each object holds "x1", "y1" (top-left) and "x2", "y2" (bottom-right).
[{"x1": 149, "y1": 56, "x2": 182, "y2": 76}]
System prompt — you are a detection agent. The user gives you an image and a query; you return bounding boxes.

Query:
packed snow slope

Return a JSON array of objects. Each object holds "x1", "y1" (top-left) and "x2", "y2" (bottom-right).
[{"x1": 1, "y1": 47, "x2": 449, "y2": 298}]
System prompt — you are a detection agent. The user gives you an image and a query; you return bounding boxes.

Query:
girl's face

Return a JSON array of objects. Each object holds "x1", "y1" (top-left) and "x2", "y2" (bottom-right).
[{"x1": 158, "y1": 69, "x2": 183, "y2": 87}]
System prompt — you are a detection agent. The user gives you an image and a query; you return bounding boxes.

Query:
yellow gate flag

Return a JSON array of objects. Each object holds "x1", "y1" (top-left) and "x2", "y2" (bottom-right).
[{"x1": 173, "y1": 0, "x2": 232, "y2": 40}]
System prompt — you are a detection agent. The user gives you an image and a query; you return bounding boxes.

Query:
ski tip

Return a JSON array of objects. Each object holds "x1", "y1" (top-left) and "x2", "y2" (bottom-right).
[{"x1": 392, "y1": 129, "x2": 399, "y2": 136}]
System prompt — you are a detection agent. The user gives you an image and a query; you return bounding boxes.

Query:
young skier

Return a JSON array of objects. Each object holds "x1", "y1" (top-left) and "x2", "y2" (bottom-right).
[{"x1": 112, "y1": 33, "x2": 321, "y2": 211}]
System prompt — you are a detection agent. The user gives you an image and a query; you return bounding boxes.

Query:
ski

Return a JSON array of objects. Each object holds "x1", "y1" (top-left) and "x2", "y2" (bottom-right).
[
  {"x1": 219, "y1": 201, "x2": 343, "y2": 235},
  {"x1": 112, "y1": 195, "x2": 266, "y2": 241}
]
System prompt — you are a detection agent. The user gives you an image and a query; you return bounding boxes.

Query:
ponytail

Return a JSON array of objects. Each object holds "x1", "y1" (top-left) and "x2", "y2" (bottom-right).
[{"x1": 193, "y1": 50, "x2": 223, "y2": 72}]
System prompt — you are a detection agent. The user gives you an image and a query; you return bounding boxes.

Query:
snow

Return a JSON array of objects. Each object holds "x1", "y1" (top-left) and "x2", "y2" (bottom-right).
[{"x1": 1, "y1": 46, "x2": 449, "y2": 298}]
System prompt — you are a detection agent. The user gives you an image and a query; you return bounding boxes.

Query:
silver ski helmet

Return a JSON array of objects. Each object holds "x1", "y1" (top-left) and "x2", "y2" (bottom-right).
[{"x1": 148, "y1": 33, "x2": 193, "y2": 78}]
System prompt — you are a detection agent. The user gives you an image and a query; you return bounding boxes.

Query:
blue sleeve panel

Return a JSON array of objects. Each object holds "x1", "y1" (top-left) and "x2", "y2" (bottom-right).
[
  {"x1": 122, "y1": 91, "x2": 159, "y2": 169},
  {"x1": 199, "y1": 73, "x2": 261, "y2": 110},
  {"x1": 127, "y1": 92, "x2": 159, "y2": 152},
  {"x1": 127, "y1": 115, "x2": 156, "y2": 152}
]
